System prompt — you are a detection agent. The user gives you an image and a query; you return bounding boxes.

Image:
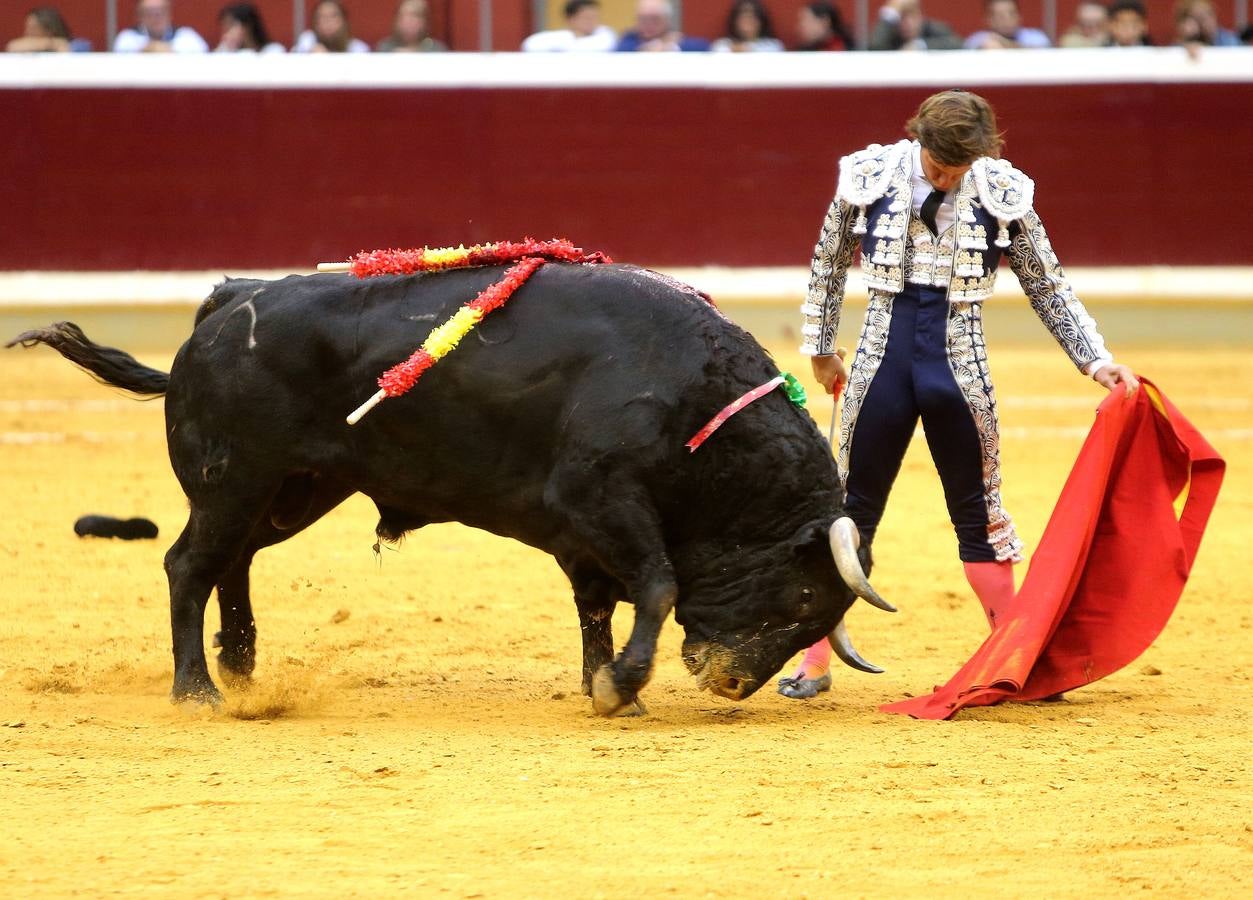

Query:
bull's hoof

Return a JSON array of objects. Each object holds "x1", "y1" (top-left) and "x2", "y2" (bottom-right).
[
  {"x1": 213, "y1": 632, "x2": 257, "y2": 688},
  {"x1": 618, "y1": 698, "x2": 648, "y2": 717},
  {"x1": 590, "y1": 665, "x2": 623, "y2": 715},
  {"x1": 216, "y1": 657, "x2": 254, "y2": 690},
  {"x1": 170, "y1": 679, "x2": 224, "y2": 709},
  {"x1": 591, "y1": 665, "x2": 645, "y2": 717}
]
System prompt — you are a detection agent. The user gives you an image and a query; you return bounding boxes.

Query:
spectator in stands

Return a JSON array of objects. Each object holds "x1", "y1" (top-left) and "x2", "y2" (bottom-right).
[
  {"x1": 1172, "y1": 1, "x2": 1240, "y2": 46},
  {"x1": 215, "y1": 3, "x2": 284, "y2": 53},
  {"x1": 1199, "y1": 1, "x2": 1242, "y2": 46},
  {"x1": 1108, "y1": 1, "x2": 1152, "y2": 46},
  {"x1": 1242, "y1": 24, "x2": 1253, "y2": 45},
  {"x1": 1059, "y1": 2, "x2": 1110, "y2": 48},
  {"x1": 869, "y1": 0, "x2": 962, "y2": 51},
  {"x1": 7, "y1": 6, "x2": 90, "y2": 52},
  {"x1": 293, "y1": 0, "x2": 369, "y2": 53},
  {"x1": 114, "y1": 0, "x2": 209, "y2": 53},
  {"x1": 522, "y1": 0, "x2": 616, "y2": 52},
  {"x1": 712, "y1": 1, "x2": 783, "y2": 52},
  {"x1": 964, "y1": 0, "x2": 1050, "y2": 49},
  {"x1": 794, "y1": 2, "x2": 854, "y2": 51},
  {"x1": 616, "y1": 0, "x2": 710, "y2": 52},
  {"x1": 377, "y1": 0, "x2": 447, "y2": 52}
]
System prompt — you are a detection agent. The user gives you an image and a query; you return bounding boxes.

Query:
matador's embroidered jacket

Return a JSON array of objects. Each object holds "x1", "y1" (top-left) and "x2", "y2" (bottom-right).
[
  {"x1": 800, "y1": 140, "x2": 1114, "y2": 562},
  {"x1": 800, "y1": 139, "x2": 1113, "y2": 373}
]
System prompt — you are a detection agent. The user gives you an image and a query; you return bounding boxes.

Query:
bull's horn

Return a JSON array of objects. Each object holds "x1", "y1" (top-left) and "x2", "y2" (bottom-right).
[
  {"x1": 828, "y1": 619, "x2": 884, "y2": 674},
  {"x1": 829, "y1": 517, "x2": 896, "y2": 613}
]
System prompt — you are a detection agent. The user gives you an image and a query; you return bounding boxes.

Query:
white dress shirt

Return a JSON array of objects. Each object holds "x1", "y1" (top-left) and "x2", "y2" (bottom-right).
[{"x1": 911, "y1": 143, "x2": 955, "y2": 235}]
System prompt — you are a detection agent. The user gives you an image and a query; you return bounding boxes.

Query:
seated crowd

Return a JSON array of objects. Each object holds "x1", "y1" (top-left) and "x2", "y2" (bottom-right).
[{"x1": 6, "y1": 0, "x2": 1252, "y2": 55}]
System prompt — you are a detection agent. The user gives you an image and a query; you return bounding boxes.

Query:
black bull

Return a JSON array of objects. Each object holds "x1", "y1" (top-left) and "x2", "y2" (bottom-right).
[{"x1": 10, "y1": 262, "x2": 890, "y2": 715}]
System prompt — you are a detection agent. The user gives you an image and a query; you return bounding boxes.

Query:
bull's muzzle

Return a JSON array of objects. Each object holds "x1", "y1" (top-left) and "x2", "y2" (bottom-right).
[
  {"x1": 705, "y1": 674, "x2": 748, "y2": 700},
  {"x1": 683, "y1": 643, "x2": 755, "y2": 700}
]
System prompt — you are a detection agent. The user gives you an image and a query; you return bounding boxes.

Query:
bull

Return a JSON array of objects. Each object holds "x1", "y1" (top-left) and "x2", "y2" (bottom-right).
[{"x1": 9, "y1": 261, "x2": 891, "y2": 715}]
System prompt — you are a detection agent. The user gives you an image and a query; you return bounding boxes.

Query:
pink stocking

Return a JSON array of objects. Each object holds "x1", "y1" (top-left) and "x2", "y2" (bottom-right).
[
  {"x1": 963, "y1": 560, "x2": 1016, "y2": 630},
  {"x1": 794, "y1": 638, "x2": 832, "y2": 679}
]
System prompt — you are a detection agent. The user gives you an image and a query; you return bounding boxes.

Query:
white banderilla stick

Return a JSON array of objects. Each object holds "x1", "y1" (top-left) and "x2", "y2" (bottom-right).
[{"x1": 346, "y1": 389, "x2": 387, "y2": 425}]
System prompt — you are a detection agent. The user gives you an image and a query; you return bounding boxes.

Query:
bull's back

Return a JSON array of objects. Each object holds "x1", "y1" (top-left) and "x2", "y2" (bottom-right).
[{"x1": 168, "y1": 263, "x2": 758, "y2": 490}]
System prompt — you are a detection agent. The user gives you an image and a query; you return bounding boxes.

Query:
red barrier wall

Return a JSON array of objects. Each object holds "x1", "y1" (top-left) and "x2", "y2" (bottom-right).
[{"x1": 4, "y1": 75, "x2": 1252, "y2": 270}]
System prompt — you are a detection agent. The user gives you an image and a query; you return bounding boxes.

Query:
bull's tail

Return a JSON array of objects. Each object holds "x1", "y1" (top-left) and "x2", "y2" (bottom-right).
[{"x1": 6, "y1": 321, "x2": 170, "y2": 396}]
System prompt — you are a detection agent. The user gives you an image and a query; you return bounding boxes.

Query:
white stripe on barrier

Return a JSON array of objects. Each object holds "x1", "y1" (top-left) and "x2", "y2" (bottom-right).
[
  {"x1": 2, "y1": 48, "x2": 1251, "y2": 90},
  {"x1": 2, "y1": 267, "x2": 1252, "y2": 306}
]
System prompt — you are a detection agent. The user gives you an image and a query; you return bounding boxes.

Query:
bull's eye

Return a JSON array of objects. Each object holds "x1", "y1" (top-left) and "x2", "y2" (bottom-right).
[{"x1": 798, "y1": 587, "x2": 816, "y2": 612}]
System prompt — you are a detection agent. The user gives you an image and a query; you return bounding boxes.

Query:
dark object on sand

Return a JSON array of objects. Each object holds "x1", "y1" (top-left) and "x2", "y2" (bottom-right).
[{"x1": 74, "y1": 515, "x2": 159, "y2": 540}]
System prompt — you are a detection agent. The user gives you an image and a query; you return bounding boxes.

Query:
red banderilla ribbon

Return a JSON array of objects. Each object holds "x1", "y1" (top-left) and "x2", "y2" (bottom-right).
[{"x1": 685, "y1": 375, "x2": 785, "y2": 453}]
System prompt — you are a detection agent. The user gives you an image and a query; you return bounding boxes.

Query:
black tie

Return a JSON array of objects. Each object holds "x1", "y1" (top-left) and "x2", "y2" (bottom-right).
[{"x1": 920, "y1": 188, "x2": 945, "y2": 236}]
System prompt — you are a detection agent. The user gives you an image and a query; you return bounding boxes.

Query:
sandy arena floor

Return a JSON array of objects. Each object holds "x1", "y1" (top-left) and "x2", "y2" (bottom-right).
[{"x1": 1, "y1": 328, "x2": 1249, "y2": 897}]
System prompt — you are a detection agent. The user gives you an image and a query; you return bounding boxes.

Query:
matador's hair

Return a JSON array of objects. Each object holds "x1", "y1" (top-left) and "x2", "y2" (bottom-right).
[{"x1": 906, "y1": 90, "x2": 1004, "y2": 166}]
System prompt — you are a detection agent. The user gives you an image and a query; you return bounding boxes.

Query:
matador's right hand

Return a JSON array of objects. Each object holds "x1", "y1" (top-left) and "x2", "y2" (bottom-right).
[{"x1": 810, "y1": 347, "x2": 848, "y2": 395}]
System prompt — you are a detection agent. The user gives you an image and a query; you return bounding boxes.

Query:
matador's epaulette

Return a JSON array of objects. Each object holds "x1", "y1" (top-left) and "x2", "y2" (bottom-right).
[
  {"x1": 836, "y1": 140, "x2": 910, "y2": 236},
  {"x1": 971, "y1": 157, "x2": 1035, "y2": 248}
]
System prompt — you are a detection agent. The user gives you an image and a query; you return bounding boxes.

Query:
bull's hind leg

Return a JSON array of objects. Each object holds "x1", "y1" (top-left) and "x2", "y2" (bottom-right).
[
  {"x1": 214, "y1": 553, "x2": 258, "y2": 686},
  {"x1": 214, "y1": 475, "x2": 354, "y2": 686},
  {"x1": 165, "y1": 488, "x2": 278, "y2": 705}
]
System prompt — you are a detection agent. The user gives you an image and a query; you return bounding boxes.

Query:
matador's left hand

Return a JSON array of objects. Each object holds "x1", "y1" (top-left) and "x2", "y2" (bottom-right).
[{"x1": 1092, "y1": 363, "x2": 1140, "y2": 398}]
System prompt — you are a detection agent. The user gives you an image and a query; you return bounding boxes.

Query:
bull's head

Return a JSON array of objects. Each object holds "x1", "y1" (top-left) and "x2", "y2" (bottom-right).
[{"x1": 675, "y1": 516, "x2": 892, "y2": 701}]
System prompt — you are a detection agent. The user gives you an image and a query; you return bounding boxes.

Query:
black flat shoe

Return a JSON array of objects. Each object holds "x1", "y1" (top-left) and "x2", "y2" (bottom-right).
[{"x1": 776, "y1": 672, "x2": 832, "y2": 699}]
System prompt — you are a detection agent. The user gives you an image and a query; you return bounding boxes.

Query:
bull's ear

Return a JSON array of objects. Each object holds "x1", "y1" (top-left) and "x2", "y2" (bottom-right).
[{"x1": 788, "y1": 519, "x2": 829, "y2": 555}]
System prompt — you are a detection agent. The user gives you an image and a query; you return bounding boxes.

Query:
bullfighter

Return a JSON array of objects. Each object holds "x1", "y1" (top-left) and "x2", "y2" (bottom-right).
[{"x1": 780, "y1": 89, "x2": 1139, "y2": 699}]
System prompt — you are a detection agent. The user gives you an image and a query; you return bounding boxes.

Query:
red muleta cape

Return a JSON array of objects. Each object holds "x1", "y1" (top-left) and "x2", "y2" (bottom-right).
[{"x1": 882, "y1": 377, "x2": 1224, "y2": 720}]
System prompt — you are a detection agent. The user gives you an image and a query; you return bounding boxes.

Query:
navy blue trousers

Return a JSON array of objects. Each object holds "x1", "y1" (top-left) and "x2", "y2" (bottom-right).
[{"x1": 844, "y1": 284, "x2": 997, "y2": 562}]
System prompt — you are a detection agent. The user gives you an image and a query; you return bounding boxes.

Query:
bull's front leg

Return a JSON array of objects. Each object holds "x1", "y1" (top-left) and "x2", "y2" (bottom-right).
[
  {"x1": 579, "y1": 603, "x2": 615, "y2": 698},
  {"x1": 591, "y1": 577, "x2": 677, "y2": 717},
  {"x1": 548, "y1": 472, "x2": 674, "y2": 716},
  {"x1": 561, "y1": 565, "x2": 619, "y2": 697}
]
